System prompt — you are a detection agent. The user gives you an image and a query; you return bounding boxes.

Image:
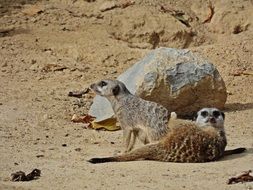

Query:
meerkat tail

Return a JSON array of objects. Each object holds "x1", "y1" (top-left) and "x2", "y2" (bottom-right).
[
  {"x1": 223, "y1": 147, "x2": 246, "y2": 156},
  {"x1": 88, "y1": 143, "x2": 160, "y2": 164},
  {"x1": 88, "y1": 157, "x2": 118, "y2": 164}
]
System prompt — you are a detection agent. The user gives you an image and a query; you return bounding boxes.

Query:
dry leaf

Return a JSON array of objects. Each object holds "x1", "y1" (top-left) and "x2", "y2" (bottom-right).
[
  {"x1": 160, "y1": 5, "x2": 190, "y2": 27},
  {"x1": 71, "y1": 114, "x2": 95, "y2": 123},
  {"x1": 83, "y1": 123, "x2": 92, "y2": 129},
  {"x1": 71, "y1": 114, "x2": 120, "y2": 131},
  {"x1": 41, "y1": 63, "x2": 67, "y2": 72},
  {"x1": 227, "y1": 170, "x2": 253, "y2": 184},
  {"x1": 203, "y1": 1, "x2": 214, "y2": 23},
  {"x1": 68, "y1": 88, "x2": 90, "y2": 98},
  {"x1": 11, "y1": 169, "x2": 41, "y2": 182},
  {"x1": 92, "y1": 118, "x2": 120, "y2": 131}
]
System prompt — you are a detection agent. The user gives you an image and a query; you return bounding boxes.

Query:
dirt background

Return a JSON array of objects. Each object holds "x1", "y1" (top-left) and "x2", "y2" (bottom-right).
[{"x1": 0, "y1": 0, "x2": 253, "y2": 189}]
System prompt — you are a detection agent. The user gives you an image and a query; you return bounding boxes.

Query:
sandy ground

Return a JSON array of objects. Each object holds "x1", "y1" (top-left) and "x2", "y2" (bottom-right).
[{"x1": 0, "y1": 0, "x2": 253, "y2": 189}]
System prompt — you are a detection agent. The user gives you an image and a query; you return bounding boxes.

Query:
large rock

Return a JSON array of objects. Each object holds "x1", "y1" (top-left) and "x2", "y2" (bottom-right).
[{"x1": 89, "y1": 48, "x2": 227, "y2": 121}]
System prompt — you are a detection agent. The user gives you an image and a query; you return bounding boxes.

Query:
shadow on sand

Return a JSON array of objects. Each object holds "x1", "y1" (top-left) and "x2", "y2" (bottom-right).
[{"x1": 224, "y1": 102, "x2": 253, "y2": 112}]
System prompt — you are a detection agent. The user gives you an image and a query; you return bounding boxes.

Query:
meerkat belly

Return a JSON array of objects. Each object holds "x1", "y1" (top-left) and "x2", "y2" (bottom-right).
[
  {"x1": 139, "y1": 110, "x2": 169, "y2": 140},
  {"x1": 135, "y1": 124, "x2": 166, "y2": 143}
]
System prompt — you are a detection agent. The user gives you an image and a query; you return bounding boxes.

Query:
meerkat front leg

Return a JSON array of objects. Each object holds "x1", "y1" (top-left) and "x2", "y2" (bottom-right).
[
  {"x1": 123, "y1": 129, "x2": 133, "y2": 152},
  {"x1": 126, "y1": 129, "x2": 138, "y2": 151},
  {"x1": 138, "y1": 130, "x2": 150, "y2": 145}
]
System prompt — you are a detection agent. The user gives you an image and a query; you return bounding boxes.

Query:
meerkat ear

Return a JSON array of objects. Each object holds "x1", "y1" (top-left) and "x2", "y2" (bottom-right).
[
  {"x1": 193, "y1": 111, "x2": 198, "y2": 121},
  {"x1": 112, "y1": 85, "x2": 120, "y2": 96}
]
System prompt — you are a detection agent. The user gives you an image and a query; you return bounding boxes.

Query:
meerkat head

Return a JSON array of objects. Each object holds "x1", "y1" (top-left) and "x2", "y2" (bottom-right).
[
  {"x1": 196, "y1": 108, "x2": 225, "y2": 129},
  {"x1": 90, "y1": 79, "x2": 130, "y2": 98}
]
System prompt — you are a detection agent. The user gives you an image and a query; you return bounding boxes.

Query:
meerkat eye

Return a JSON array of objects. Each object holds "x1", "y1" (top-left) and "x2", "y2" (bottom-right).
[
  {"x1": 213, "y1": 111, "x2": 221, "y2": 118},
  {"x1": 200, "y1": 111, "x2": 208, "y2": 118},
  {"x1": 100, "y1": 81, "x2": 107, "y2": 87}
]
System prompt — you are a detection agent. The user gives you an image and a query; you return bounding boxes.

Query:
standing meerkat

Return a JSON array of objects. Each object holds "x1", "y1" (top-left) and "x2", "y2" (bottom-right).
[
  {"x1": 90, "y1": 79, "x2": 169, "y2": 152},
  {"x1": 88, "y1": 108, "x2": 245, "y2": 163}
]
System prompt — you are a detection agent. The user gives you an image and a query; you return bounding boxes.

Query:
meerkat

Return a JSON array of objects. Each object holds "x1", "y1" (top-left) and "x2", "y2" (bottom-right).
[
  {"x1": 88, "y1": 108, "x2": 245, "y2": 164},
  {"x1": 90, "y1": 79, "x2": 170, "y2": 152},
  {"x1": 195, "y1": 108, "x2": 245, "y2": 156}
]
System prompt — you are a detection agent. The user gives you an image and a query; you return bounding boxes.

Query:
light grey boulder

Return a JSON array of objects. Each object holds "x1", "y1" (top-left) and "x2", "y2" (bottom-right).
[{"x1": 89, "y1": 47, "x2": 227, "y2": 121}]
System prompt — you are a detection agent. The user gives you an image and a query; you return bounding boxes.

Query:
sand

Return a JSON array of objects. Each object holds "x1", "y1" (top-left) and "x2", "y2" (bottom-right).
[{"x1": 0, "y1": 0, "x2": 252, "y2": 189}]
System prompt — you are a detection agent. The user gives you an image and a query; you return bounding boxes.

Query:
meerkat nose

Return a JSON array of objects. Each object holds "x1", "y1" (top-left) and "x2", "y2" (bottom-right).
[{"x1": 209, "y1": 117, "x2": 216, "y2": 123}]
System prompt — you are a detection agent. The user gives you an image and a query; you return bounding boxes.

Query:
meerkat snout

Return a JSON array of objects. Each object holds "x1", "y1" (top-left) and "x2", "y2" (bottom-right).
[{"x1": 209, "y1": 117, "x2": 216, "y2": 124}]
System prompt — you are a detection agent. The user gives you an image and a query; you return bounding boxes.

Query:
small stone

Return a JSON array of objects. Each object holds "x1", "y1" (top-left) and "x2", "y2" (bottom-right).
[
  {"x1": 75, "y1": 148, "x2": 81, "y2": 152},
  {"x1": 43, "y1": 114, "x2": 49, "y2": 120},
  {"x1": 36, "y1": 154, "x2": 44, "y2": 158},
  {"x1": 2, "y1": 62, "x2": 7, "y2": 67},
  {"x1": 29, "y1": 64, "x2": 39, "y2": 71},
  {"x1": 102, "y1": 71, "x2": 108, "y2": 75},
  {"x1": 110, "y1": 70, "x2": 117, "y2": 74},
  {"x1": 62, "y1": 144, "x2": 67, "y2": 147},
  {"x1": 30, "y1": 17, "x2": 37, "y2": 23},
  {"x1": 31, "y1": 59, "x2": 36, "y2": 64}
]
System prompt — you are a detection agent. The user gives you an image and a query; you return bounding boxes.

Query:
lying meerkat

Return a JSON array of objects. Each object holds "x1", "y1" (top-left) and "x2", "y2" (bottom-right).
[
  {"x1": 88, "y1": 108, "x2": 245, "y2": 163},
  {"x1": 90, "y1": 79, "x2": 169, "y2": 152},
  {"x1": 195, "y1": 108, "x2": 245, "y2": 157}
]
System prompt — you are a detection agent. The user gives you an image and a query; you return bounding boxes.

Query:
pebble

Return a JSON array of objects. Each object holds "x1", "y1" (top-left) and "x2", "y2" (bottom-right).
[
  {"x1": 36, "y1": 154, "x2": 44, "y2": 158},
  {"x1": 110, "y1": 70, "x2": 117, "y2": 74},
  {"x1": 75, "y1": 148, "x2": 81, "y2": 152}
]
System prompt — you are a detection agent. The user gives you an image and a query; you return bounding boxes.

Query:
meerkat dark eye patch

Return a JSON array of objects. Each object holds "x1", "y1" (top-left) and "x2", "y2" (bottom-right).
[
  {"x1": 213, "y1": 110, "x2": 221, "y2": 118},
  {"x1": 221, "y1": 112, "x2": 225, "y2": 119},
  {"x1": 112, "y1": 85, "x2": 120, "y2": 96},
  {"x1": 100, "y1": 81, "x2": 107, "y2": 87},
  {"x1": 200, "y1": 111, "x2": 208, "y2": 117}
]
